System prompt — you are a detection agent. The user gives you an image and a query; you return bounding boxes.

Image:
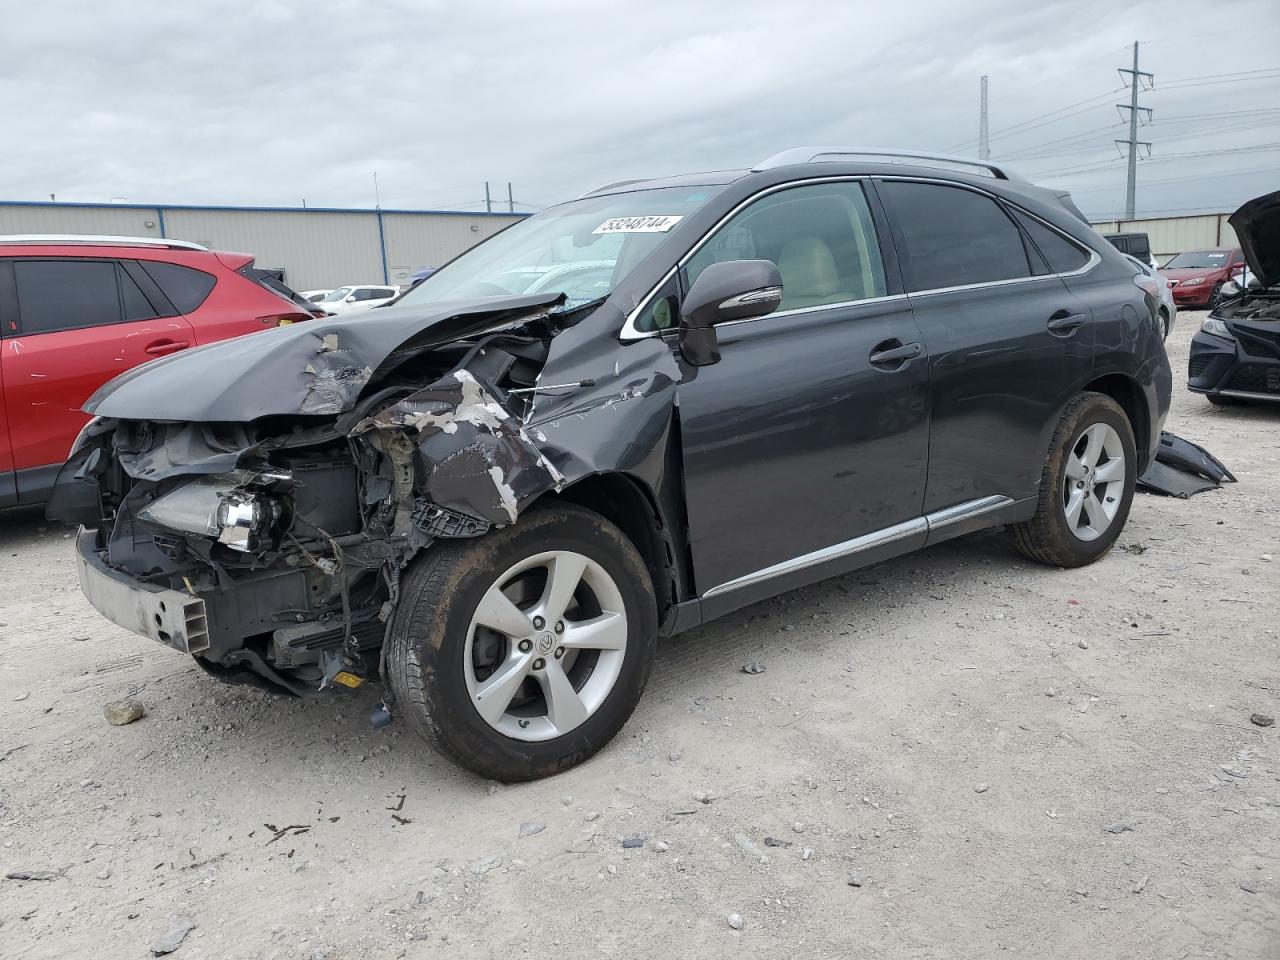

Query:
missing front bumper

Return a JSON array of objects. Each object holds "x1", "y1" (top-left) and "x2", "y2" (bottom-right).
[{"x1": 76, "y1": 528, "x2": 210, "y2": 654}]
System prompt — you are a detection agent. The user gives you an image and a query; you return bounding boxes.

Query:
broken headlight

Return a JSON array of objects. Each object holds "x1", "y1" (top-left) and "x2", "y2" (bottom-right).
[{"x1": 137, "y1": 471, "x2": 286, "y2": 553}]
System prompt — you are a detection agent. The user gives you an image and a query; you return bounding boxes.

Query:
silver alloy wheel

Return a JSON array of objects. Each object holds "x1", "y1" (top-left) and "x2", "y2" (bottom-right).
[
  {"x1": 462, "y1": 549, "x2": 627, "y2": 742},
  {"x1": 1062, "y1": 422, "x2": 1126, "y2": 542}
]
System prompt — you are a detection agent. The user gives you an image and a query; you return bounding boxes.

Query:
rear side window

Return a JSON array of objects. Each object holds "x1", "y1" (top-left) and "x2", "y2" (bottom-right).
[
  {"x1": 1012, "y1": 210, "x2": 1091, "y2": 274},
  {"x1": 139, "y1": 261, "x2": 216, "y2": 313},
  {"x1": 13, "y1": 260, "x2": 122, "y2": 334},
  {"x1": 880, "y1": 181, "x2": 1031, "y2": 291}
]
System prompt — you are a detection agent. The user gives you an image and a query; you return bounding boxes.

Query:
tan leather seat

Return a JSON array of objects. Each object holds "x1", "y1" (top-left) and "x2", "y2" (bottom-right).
[{"x1": 777, "y1": 237, "x2": 849, "y2": 310}]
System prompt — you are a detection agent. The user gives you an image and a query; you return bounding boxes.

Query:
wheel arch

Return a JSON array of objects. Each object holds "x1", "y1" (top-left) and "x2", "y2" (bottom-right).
[
  {"x1": 533, "y1": 471, "x2": 679, "y2": 628},
  {"x1": 1080, "y1": 372, "x2": 1151, "y2": 471}
]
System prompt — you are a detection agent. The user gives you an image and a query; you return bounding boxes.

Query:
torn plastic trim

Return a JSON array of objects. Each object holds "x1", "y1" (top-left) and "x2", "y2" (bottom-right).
[{"x1": 353, "y1": 368, "x2": 567, "y2": 527}]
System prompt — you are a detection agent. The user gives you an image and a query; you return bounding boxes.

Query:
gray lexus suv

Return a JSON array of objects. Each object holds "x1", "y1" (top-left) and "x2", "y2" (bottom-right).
[{"x1": 52, "y1": 148, "x2": 1172, "y2": 780}]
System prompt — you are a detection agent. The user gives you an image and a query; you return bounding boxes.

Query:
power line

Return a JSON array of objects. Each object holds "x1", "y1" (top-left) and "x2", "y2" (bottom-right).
[{"x1": 1068, "y1": 164, "x2": 1280, "y2": 194}]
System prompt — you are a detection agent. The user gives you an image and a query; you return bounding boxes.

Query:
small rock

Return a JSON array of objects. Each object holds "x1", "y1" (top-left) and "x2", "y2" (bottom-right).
[
  {"x1": 667, "y1": 751, "x2": 682, "y2": 762},
  {"x1": 621, "y1": 835, "x2": 646, "y2": 849},
  {"x1": 847, "y1": 874, "x2": 864, "y2": 888},
  {"x1": 802, "y1": 847, "x2": 813, "y2": 861},
  {"x1": 692, "y1": 790, "x2": 714, "y2": 804},
  {"x1": 1240, "y1": 881, "x2": 1259, "y2": 894},
  {"x1": 1132, "y1": 874, "x2": 1149, "y2": 894},
  {"x1": 652, "y1": 841, "x2": 670, "y2": 853},
  {"x1": 1102, "y1": 822, "x2": 1133, "y2": 834},
  {"x1": 518, "y1": 821, "x2": 545, "y2": 838},
  {"x1": 1261, "y1": 553, "x2": 1272, "y2": 562},
  {"x1": 71, "y1": 635, "x2": 89, "y2": 642},
  {"x1": 763, "y1": 837, "x2": 792, "y2": 848},
  {"x1": 792, "y1": 822, "x2": 805, "y2": 833},
  {"x1": 726, "y1": 913, "x2": 744, "y2": 930},
  {"x1": 606, "y1": 864, "x2": 617, "y2": 875},
  {"x1": 742, "y1": 659, "x2": 765, "y2": 675},
  {"x1": 1250, "y1": 713, "x2": 1274, "y2": 727},
  {"x1": 583, "y1": 812, "x2": 600, "y2": 822},
  {"x1": 150, "y1": 917, "x2": 196, "y2": 956},
  {"x1": 96, "y1": 867, "x2": 111, "y2": 880},
  {"x1": 1077, "y1": 639, "x2": 1089, "y2": 650},
  {"x1": 975, "y1": 782, "x2": 989, "y2": 794},
  {"x1": 104, "y1": 699, "x2": 145, "y2": 726}
]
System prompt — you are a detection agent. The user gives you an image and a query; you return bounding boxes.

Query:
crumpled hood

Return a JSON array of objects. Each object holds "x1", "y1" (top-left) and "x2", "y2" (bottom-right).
[
  {"x1": 84, "y1": 292, "x2": 565, "y2": 423},
  {"x1": 1229, "y1": 189, "x2": 1280, "y2": 289}
]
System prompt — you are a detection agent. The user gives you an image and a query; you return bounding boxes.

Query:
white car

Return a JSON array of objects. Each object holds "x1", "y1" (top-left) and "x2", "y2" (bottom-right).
[
  {"x1": 298, "y1": 289, "x2": 331, "y2": 303},
  {"x1": 315, "y1": 284, "x2": 400, "y2": 315},
  {"x1": 1127, "y1": 254, "x2": 1176, "y2": 340}
]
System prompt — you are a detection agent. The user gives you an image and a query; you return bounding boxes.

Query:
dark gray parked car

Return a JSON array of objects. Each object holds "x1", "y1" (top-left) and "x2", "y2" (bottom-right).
[{"x1": 52, "y1": 148, "x2": 1172, "y2": 780}]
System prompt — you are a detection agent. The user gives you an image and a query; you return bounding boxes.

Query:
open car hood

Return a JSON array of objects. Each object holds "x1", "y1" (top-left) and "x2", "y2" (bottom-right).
[
  {"x1": 84, "y1": 292, "x2": 565, "y2": 423},
  {"x1": 1229, "y1": 189, "x2": 1280, "y2": 289}
]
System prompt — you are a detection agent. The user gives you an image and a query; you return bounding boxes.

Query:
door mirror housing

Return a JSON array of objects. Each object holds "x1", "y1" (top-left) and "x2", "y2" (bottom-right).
[{"x1": 679, "y1": 259, "x2": 783, "y2": 366}]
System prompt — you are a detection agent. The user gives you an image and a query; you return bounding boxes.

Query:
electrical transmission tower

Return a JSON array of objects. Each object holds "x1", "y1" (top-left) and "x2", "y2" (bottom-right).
[
  {"x1": 978, "y1": 75, "x2": 990, "y2": 160},
  {"x1": 1116, "y1": 41, "x2": 1153, "y2": 219}
]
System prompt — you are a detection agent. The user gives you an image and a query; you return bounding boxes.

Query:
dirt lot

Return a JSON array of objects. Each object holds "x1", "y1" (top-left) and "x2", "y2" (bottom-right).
[{"x1": 2, "y1": 311, "x2": 1277, "y2": 960}]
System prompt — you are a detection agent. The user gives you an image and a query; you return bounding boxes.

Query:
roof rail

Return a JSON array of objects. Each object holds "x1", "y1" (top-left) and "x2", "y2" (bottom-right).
[
  {"x1": 0, "y1": 234, "x2": 208, "y2": 250},
  {"x1": 752, "y1": 147, "x2": 1019, "y2": 181}
]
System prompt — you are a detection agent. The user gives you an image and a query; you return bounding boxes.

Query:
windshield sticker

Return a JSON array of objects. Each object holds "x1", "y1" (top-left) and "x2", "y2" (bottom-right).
[{"x1": 593, "y1": 215, "x2": 684, "y2": 234}]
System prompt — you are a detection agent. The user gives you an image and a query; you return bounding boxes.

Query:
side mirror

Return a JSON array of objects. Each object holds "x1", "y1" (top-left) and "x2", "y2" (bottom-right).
[
  {"x1": 345, "y1": 295, "x2": 357, "y2": 303},
  {"x1": 1221, "y1": 280, "x2": 1241, "y2": 298},
  {"x1": 679, "y1": 259, "x2": 783, "y2": 366}
]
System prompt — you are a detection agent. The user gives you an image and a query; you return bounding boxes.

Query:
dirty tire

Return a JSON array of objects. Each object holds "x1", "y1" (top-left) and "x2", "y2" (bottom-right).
[
  {"x1": 1158, "y1": 307, "x2": 1170, "y2": 340},
  {"x1": 386, "y1": 502, "x2": 657, "y2": 781},
  {"x1": 1010, "y1": 392, "x2": 1136, "y2": 568}
]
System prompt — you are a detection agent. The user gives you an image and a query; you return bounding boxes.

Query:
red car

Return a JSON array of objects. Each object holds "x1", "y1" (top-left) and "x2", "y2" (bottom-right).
[
  {"x1": 1158, "y1": 247, "x2": 1246, "y2": 309},
  {"x1": 0, "y1": 236, "x2": 312, "y2": 507}
]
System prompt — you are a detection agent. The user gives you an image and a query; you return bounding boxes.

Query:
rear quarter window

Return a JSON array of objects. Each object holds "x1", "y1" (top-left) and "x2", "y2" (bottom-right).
[
  {"x1": 1012, "y1": 210, "x2": 1091, "y2": 274},
  {"x1": 139, "y1": 261, "x2": 217, "y2": 313}
]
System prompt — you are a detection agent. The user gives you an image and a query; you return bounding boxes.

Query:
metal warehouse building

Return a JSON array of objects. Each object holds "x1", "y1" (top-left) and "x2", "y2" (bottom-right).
[
  {"x1": 1089, "y1": 212, "x2": 1239, "y2": 261},
  {"x1": 0, "y1": 200, "x2": 527, "y2": 291}
]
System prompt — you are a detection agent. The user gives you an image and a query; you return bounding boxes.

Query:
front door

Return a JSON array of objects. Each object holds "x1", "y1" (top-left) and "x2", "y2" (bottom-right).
[{"x1": 673, "y1": 180, "x2": 931, "y2": 612}]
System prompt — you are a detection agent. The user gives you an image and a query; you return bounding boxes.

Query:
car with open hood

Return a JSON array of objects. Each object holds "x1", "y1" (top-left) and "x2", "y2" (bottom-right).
[
  {"x1": 50, "y1": 148, "x2": 1171, "y2": 781},
  {"x1": 1188, "y1": 189, "x2": 1280, "y2": 405}
]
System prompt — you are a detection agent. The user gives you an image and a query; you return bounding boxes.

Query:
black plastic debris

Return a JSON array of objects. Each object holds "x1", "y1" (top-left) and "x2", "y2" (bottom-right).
[{"x1": 1137, "y1": 431, "x2": 1237, "y2": 499}]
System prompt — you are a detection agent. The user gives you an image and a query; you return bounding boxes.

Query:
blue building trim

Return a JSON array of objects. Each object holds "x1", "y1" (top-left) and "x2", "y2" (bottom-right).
[{"x1": 0, "y1": 199, "x2": 527, "y2": 218}]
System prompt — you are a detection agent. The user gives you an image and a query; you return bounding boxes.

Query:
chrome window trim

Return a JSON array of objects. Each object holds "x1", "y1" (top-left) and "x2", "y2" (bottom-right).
[
  {"x1": 700, "y1": 495, "x2": 1015, "y2": 600},
  {"x1": 619, "y1": 174, "x2": 1101, "y2": 343}
]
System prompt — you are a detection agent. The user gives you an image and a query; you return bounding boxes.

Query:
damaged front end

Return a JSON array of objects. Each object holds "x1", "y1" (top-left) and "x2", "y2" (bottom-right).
[{"x1": 51, "y1": 292, "x2": 675, "y2": 698}]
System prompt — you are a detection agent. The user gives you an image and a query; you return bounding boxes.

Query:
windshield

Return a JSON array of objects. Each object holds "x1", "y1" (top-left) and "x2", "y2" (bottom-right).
[
  {"x1": 395, "y1": 185, "x2": 725, "y2": 312},
  {"x1": 322, "y1": 287, "x2": 353, "y2": 302},
  {"x1": 1163, "y1": 251, "x2": 1230, "y2": 269}
]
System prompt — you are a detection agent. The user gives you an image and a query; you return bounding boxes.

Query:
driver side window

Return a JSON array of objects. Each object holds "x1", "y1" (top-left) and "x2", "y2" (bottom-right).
[{"x1": 684, "y1": 181, "x2": 887, "y2": 314}]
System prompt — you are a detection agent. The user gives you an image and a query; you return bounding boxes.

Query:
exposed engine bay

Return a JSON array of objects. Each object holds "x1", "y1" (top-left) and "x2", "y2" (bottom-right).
[{"x1": 51, "y1": 294, "x2": 686, "y2": 698}]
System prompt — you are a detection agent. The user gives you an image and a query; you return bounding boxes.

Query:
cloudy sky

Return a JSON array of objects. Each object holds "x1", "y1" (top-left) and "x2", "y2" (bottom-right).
[{"x1": 2, "y1": 0, "x2": 1277, "y2": 221}]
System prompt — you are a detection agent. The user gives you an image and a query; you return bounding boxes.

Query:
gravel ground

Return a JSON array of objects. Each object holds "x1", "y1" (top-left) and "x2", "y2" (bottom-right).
[{"x1": 2, "y1": 311, "x2": 1277, "y2": 960}]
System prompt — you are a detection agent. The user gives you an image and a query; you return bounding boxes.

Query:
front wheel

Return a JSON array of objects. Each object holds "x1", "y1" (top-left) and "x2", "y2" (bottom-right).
[
  {"x1": 1010, "y1": 392, "x2": 1136, "y2": 568},
  {"x1": 386, "y1": 502, "x2": 657, "y2": 781}
]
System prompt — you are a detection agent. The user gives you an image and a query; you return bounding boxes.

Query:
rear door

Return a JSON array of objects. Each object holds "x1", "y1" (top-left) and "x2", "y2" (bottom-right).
[
  {"x1": 673, "y1": 179, "x2": 931, "y2": 612},
  {"x1": 1, "y1": 257, "x2": 195, "y2": 497},
  {"x1": 876, "y1": 179, "x2": 1094, "y2": 525}
]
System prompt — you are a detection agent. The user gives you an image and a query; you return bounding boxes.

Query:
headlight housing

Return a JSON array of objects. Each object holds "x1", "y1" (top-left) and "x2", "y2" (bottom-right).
[
  {"x1": 1200, "y1": 316, "x2": 1231, "y2": 337},
  {"x1": 1182, "y1": 277, "x2": 1205, "y2": 287},
  {"x1": 138, "y1": 471, "x2": 285, "y2": 552}
]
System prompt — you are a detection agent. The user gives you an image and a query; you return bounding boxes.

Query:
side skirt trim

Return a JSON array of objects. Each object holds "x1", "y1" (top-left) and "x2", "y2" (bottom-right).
[{"x1": 700, "y1": 495, "x2": 1014, "y2": 600}]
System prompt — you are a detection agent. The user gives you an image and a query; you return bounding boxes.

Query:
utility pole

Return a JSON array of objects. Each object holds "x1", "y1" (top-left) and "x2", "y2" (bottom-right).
[
  {"x1": 1116, "y1": 41, "x2": 1153, "y2": 220},
  {"x1": 507, "y1": 182, "x2": 514, "y2": 213},
  {"x1": 978, "y1": 75, "x2": 990, "y2": 161},
  {"x1": 484, "y1": 181, "x2": 492, "y2": 213}
]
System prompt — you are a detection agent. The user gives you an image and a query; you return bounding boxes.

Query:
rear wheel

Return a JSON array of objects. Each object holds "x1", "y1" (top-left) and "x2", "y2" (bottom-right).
[
  {"x1": 1158, "y1": 306, "x2": 1171, "y2": 340},
  {"x1": 1010, "y1": 392, "x2": 1136, "y2": 568},
  {"x1": 386, "y1": 502, "x2": 657, "y2": 781}
]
